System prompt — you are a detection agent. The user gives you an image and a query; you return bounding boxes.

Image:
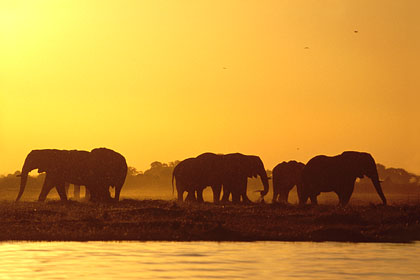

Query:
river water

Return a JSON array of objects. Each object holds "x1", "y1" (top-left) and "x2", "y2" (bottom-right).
[{"x1": 0, "y1": 241, "x2": 418, "y2": 279}]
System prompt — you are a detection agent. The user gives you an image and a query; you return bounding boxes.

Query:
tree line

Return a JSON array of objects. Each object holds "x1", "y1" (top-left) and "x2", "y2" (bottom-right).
[{"x1": 0, "y1": 161, "x2": 419, "y2": 200}]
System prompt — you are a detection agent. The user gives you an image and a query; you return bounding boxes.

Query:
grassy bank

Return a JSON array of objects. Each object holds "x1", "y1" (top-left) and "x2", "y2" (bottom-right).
[{"x1": 1, "y1": 200, "x2": 419, "y2": 243}]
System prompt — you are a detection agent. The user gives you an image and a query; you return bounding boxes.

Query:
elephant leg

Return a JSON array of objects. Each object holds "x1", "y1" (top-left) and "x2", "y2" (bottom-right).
[
  {"x1": 84, "y1": 187, "x2": 91, "y2": 201},
  {"x1": 85, "y1": 186, "x2": 96, "y2": 201},
  {"x1": 241, "y1": 194, "x2": 252, "y2": 204},
  {"x1": 272, "y1": 192, "x2": 278, "y2": 203},
  {"x1": 196, "y1": 188, "x2": 204, "y2": 203},
  {"x1": 86, "y1": 185, "x2": 103, "y2": 202},
  {"x1": 55, "y1": 181, "x2": 68, "y2": 201},
  {"x1": 226, "y1": 178, "x2": 244, "y2": 203},
  {"x1": 221, "y1": 191, "x2": 230, "y2": 202},
  {"x1": 212, "y1": 184, "x2": 222, "y2": 204},
  {"x1": 185, "y1": 191, "x2": 196, "y2": 202},
  {"x1": 91, "y1": 189, "x2": 102, "y2": 202},
  {"x1": 91, "y1": 186, "x2": 111, "y2": 202},
  {"x1": 100, "y1": 186, "x2": 112, "y2": 202},
  {"x1": 38, "y1": 175, "x2": 56, "y2": 202},
  {"x1": 279, "y1": 190, "x2": 289, "y2": 204},
  {"x1": 299, "y1": 197, "x2": 308, "y2": 205},
  {"x1": 280, "y1": 184, "x2": 294, "y2": 203},
  {"x1": 221, "y1": 185, "x2": 231, "y2": 203},
  {"x1": 338, "y1": 186, "x2": 353, "y2": 206},
  {"x1": 272, "y1": 186, "x2": 279, "y2": 203},
  {"x1": 241, "y1": 191, "x2": 252, "y2": 204},
  {"x1": 177, "y1": 190, "x2": 184, "y2": 202},
  {"x1": 297, "y1": 184, "x2": 309, "y2": 205},
  {"x1": 176, "y1": 182, "x2": 186, "y2": 202},
  {"x1": 340, "y1": 194, "x2": 351, "y2": 206},
  {"x1": 74, "y1": 185, "x2": 81, "y2": 200},
  {"x1": 64, "y1": 182, "x2": 70, "y2": 197},
  {"x1": 114, "y1": 186, "x2": 122, "y2": 201},
  {"x1": 238, "y1": 177, "x2": 251, "y2": 203},
  {"x1": 309, "y1": 194, "x2": 318, "y2": 205},
  {"x1": 232, "y1": 192, "x2": 240, "y2": 203},
  {"x1": 279, "y1": 188, "x2": 287, "y2": 203},
  {"x1": 240, "y1": 190, "x2": 252, "y2": 203}
]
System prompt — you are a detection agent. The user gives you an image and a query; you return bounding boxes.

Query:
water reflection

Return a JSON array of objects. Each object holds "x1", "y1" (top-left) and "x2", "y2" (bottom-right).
[{"x1": 0, "y1": 242, "x2": 418, "y2": 279}]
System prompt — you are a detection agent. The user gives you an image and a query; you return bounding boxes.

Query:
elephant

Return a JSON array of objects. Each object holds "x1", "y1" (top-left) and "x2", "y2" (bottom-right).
[
  {"x1": 16, "y1": 148, "x2": 127, "y2": 202},
  {"x1": 172, "y1": 157, "x2": 199, "y2": 202},
  {"x1": 272, "y1": 161, "x2": 305, "y2": 203},
  {"x1": 220, "y1": 153, "x2": 269, "y2": 203},
  {"x1": 300, "y1": 151, "x2": 387, "y2": 206},
  {"x1": 89, "y1": 147, "x2": 128, "y2": 202},
  {"x1": 172, "y1": 153, "x2": 224, "y2": 203},
  {"x1": 172, "y1": 152, "x2": 269, "y2": 203}
]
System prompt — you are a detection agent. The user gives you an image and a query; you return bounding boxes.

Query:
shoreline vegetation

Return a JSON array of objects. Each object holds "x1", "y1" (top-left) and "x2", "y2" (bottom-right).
[{"x1": 1, "y1": 199, "x2": 420, "y2": 243}]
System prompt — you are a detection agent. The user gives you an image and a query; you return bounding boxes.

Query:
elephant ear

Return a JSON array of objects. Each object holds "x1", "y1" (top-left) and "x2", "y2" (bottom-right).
[
  {"x1": 342, "y1": 152, "x2": 365, "y2": 179},
  {"x1": 249, "y1": 157, "x2": 265, "y2": 178},
  {"x1": 236, "y1": 157, "x2": 254, "y2": 178},
  {"x1": 240, "y1": 162, "x2": 254, "y2": 178},
  {"x1": 361, "y1": 152, "x2": 379, "y2": 179}
]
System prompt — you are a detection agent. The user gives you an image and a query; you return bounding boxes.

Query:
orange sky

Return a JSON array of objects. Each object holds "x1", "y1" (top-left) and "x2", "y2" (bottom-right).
[{"x1": 1, "y1": 0, "x2": 419, "y2": 174}]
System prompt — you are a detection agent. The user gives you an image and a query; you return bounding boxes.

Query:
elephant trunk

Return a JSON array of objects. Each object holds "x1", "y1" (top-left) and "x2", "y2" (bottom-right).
[
  {"x1": 114, "y1": 171, "x2": 127, "y2": 202},
  {"x1": 371, "y1": 176, "x2": 387, "y2": 205},
  {"x1": 258, "y1": 170, "x2": 269, "y2": 198},
  {"x1": 16, "y1": 169, "x2": 29, "y2": 202}
]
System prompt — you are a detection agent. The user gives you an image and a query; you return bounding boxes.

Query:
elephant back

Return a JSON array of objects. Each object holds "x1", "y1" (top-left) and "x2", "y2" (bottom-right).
[
  {"x1": 89, "y1": 148, "x2": 128, "y2": 186},
  {"x1": 273, "y1": 161, "x2": 305, "y2": 184}
]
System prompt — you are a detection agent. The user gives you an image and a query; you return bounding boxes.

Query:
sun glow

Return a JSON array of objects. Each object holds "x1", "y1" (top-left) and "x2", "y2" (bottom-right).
[{"x1": 1, "y1": 0, "x2": 419, "y2": 174}]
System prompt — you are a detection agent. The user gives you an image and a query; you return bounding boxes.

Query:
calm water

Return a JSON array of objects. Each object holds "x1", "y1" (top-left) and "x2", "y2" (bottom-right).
[{"x1": 0, "y1": 241, "x2": 419, "y2": 279}]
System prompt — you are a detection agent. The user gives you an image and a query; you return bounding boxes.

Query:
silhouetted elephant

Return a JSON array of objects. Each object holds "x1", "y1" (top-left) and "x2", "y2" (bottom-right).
[
  {"x1": 220, "y1": 153, "x2": 269, "y2": 203},
  {"x1": 272, "y1": 161, "x2": 305, "y2": 203},
  {"x1": 89, "y1": 148, "x2": 128, "y2": 202},
  {"x1": 300, "y1": 151, "x2": 387, "y2": 206},
  {"x1": 172, "y1": 152, "x2": 269, "y2": 203},
  {"x1": 172, "y1": 153, "x2": 224, "y2": 203},
  {"x1": 16, "y1": 148, "x2": 127, "y2": 202}
]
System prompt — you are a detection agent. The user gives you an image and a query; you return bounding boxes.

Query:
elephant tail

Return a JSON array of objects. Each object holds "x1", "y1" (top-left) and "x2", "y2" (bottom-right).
[{"x1": 171, "y1": 172, "x2": 175, "y2": 196}]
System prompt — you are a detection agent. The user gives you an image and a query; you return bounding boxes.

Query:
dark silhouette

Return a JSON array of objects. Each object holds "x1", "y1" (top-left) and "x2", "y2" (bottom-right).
[
  {"x1": 172, "y1": 153, "x2": 224, "y2": 203},
  {"x1": 300, "y1": 151, "x2": 387, "y2": 206},
  {"x1": 90, "y1": 148, "x2": 128, "y2": 201},
  {"x1": 172, "y1": 152, "x2": 269, "y2": 203},
  {"x1": 272, "y1": 161, "x2": 305, "y2": 203},
  {"x1": 16, "y1": 148, "x2": 127, "y2": 202},
  {"x1": 220, "y1": 153, "x2": 269, "y2": 203}
]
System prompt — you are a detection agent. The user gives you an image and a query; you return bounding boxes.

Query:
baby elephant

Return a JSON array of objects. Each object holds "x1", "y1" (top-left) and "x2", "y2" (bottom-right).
[{"x1": 272, "y1": 161, "x2": 305, "y2": 203}]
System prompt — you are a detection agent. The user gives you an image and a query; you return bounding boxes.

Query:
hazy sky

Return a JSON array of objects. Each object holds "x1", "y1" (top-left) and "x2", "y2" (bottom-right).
[{"x1": 1, "y1": 0, "x2": 419, "y2": 174}]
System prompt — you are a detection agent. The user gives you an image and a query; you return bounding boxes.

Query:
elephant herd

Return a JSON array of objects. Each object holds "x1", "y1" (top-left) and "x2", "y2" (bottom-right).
[
  {"x1": 16, "y1": 148, "x2": 127, "y2": 202},
  {"x1": 172, "y1": 153, "x2": 269, "y2": 204},
  {"x1": 173, "y1": 151, "x2": 387, "y2": 206},
  {"x1": 15, "y1": 148, "x2": 387, "y2": 206}
]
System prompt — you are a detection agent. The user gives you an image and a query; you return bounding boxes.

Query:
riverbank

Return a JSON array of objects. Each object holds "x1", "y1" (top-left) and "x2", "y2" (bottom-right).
[{"x1": 1, "y1": 200, "x2": 419, "y2": 242}]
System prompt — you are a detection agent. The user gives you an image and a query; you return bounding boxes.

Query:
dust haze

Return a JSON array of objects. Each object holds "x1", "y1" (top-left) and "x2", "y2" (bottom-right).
[{"x1": 2, "y1": 160, "x2": 419, "y2": 205}]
